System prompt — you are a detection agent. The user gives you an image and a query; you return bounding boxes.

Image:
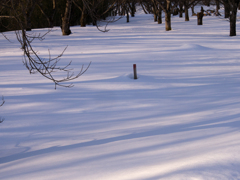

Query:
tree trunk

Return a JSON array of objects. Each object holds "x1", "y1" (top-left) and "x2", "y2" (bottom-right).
[
  {"x1": 50, "y1": 0, "x2": 56, "y2": 27},
  {"x1": 179, "y1": 3, "x2": 183, "y2": 18},
  {"x1": 229, "y1": 7, "x2": 237, "y2": 36},
  {"x1": 92, "y1": 19, "x2": 97, "y2": 26},
  {"x1": 165, "y1": 0, "x2": 171, "y2": 31},
  {"x1": 131, "y1": 2, "x2": 135, "y2": 17},
  {"x1": 121, "y1": 5, "x2": 125, "y2": 16},
  {"x1": 24, "y1": 0, "x2": 37, "y2": 31},
  {"x1": 80, "y1": 4, "x2": 86, "y2": 27},
  {"x1": 141, "y1": 3, "x2": 148, "y2": 14},
  {"x1": 37, "y1": 0, "x2": 56, "y2": 28},
  {"x1": 62, "y1": 0, "x2": 72, "y2": 36},
  {"x1": 205, "y1": 0, "x2": 210, "y2": 6},
  {"x1": 215, "y1": 0, "x2": 220, "y2": 15},
  {"x1": 224, "y1": 3, "x2": 230, "y2": 18},
  {"x1": 184, "y1": 2, "x2": 189, "y2": 21},
  {"x1": 165, "y1": 11, "x2": 171, "y2": 30},
  {"x1": 153, "y1": 6, "x2": 157, "y2": 22},
  {"x1": 92, "y1": 0, "x2": 97, "y2": 25},
  {"x1": 191, "y1": 5, "x2": 195, "y2": 16},
  {"x1": 25, "y1": 14, "x2": 32, "y2": 31},
  {"x1": 197, "y1": 7, "x2": 204, "y2": 25},
  {"x1": 126, "y1": 9, "x2": 130, "y2": 23},
  {"x1": 158, "y1": 9, "x2": 162, "y2": 24}
]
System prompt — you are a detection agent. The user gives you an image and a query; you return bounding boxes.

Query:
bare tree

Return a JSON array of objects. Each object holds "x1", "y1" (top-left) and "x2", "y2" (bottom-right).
[
  {"x1": 228, "y1": 0, "x2": 240, "y2": 36},
  {"x1": 181, "y1": 0, "x2": 199, "y2": 21},
  {"x1": 154, "y1": 0, "x2": 178, "y2": 31},
  {"x1": 24, "y1": 0, "x2": 37, "y2": 31},
  {"x1": 62, "y1": 0, "x2": 73, "y2": 35},
  {"x1": 128, "y1": 0, "x2": 136, "y2": 17},
  {"x1": 150, "y1": 0, "x2": 162, "y2": 23},
  {"x1": 73, "y1": 0, "x2": 87, "y2": 27},
  {"x1": 37, "y1": 0, "x2": 56, "y2": 28},
  {"x1": 179, "y1": 1, "x2": 184, "y2": 17},
  {"x1": 0, "y1": 0, "x2": 91, "y2": 88},
  {"x1": 1, "y1": 0, "x2": 38, "y2": 31},
  {"x1": 139, "y1": 0, "x2": 153, "y2": 14},
  {"x1": 215, "y1": 0, "x2": 221, "y2": 16},
  {"x1": 71, "y1": 0, "x2": 127, "y2": 31},
  {"x1": 197, "y1": 6, "x2": 204, "y2": 25},
  {"x1": 220, "y1": 0, "x2": 240, "y2": 36},
  {"x1": 151, "y1": 0, "x2": 159, "y2": 22},
  {"x1": 16, "y1": 30, "x2": 91, "y2": 88}
]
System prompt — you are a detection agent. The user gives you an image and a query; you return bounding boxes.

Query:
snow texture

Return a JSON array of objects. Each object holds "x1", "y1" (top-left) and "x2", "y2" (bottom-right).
[{"x1": 0, "y1": 6, "x2": 240, "y2": 180}]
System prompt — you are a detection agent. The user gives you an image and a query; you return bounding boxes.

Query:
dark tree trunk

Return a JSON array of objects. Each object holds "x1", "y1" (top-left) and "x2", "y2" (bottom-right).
[
  {"x1": 126, "y1": 9, "x2": 130, "y2": 23},
  {"x1": 121, "y1": 5, "x2": 125, "y2": 16},
  {"x1": 191, "y1": 5, "x2": 195, "y2": 16},
  {"x1": 172, "y1": 8, "x2": 179, "y2": 16},
  {"x1": 130, "y1": 1, "x2": 136, "y2": 17},
  {"x1": 24, "y1": 0, "x2": 37, "y2": 31},
  {"x1": 229, "y1": 7, "x2": 237, "y2": 36},
  {"x1": 37, "y1": 0, "x2": 55, "y2": 28},
  {"x1": 92, "y1": 19, "x2": 97, "y2": 26},
  {"x1": 153, "y1": 6, "x2": 157, "y2": 22},
  {"x1": 115, "y1": 2, "x2": 119, "y2": 15},
  {"x1": 215, "y1": 0, "x2": 220, "y2": 15},
  {"x1": 165, "y1": 11, "x2": 171, "y2": 30},
  {"x1": 154, "y1": 14, "x2": 158, "y2": 22},
  {"x1": 62, "y1": 0, "x2": 72, "y2": 36},
  {"x1": 146, "y1": 3, "x2": 153, "y2": 14},
  {"x1": 80, "y1": 5, "x2": 86, "y2": 27},
  {"x1": 51, "y1": 0, "x2": 56, "y2": 26},
  {"x1": 184, "y1": 2, "x2": 189, "y2": 21},
  {"x1": 141, "y1": 3, "x2": 148, "y2": 14},
  {"x1": 205, "y1": 0, "x2": 210, "y2": 6},
  {"x1": 92, "y1": 0, "x2": 97, "y2": 25},
  {"x1": 165, "y1": 0, "x2": 171, "y2": 31},
  {"x1": 25, "y1": 14, "x2": 32, "y2": 31},
  {"x1": 197, "y1": 7, "x2": 204, "y2": 25},
  {"x1": 158, "y1": 9, "x2": 162, "y2": 24},
  {"x1": 179, "y1": 3, "x2": 183, "y2": 18},
  {"x1": 224, "y1": 3, "x2": 230, "y2": 18},
  {"x1": 48, "y1": 0, "x2": 56, "y2": 28}
]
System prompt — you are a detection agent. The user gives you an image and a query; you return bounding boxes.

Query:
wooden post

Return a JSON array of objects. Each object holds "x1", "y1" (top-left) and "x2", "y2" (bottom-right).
[{"x1": 133, "y1": 64, "x2": 137, "y2": 79}]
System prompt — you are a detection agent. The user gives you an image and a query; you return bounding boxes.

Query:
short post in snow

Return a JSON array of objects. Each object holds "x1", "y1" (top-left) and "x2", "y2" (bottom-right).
[{"x1": 133, "y1": 64, "x2": 137, "y2": 79}]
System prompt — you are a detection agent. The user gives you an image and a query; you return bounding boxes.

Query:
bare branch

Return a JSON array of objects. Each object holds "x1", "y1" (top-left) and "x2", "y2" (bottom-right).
[
  {"x1": 0, "y1": 16, "x2": 15, "y2": 18},
  {"x1": 1, "y1": 32, "x2": 12, "y2": 42},
  {"x1": 1, "y1": 0, "x2": 91, "y2": 88}
]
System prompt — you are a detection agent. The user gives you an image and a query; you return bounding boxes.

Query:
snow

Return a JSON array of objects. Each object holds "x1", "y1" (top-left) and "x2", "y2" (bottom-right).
[{"x1": 1, "y1": 6, "x2": 240, "y2": 180}]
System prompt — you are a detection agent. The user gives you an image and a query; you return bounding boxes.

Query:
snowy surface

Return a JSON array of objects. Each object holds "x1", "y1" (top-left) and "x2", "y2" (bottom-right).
[{"x1": 1, "y1": 6, "x2": 240, "y2": 180}]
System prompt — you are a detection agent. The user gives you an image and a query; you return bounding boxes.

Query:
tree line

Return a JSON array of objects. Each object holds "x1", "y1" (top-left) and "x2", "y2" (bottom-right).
[
  {"x1": 1, "y1": 0, "x2": 240, "y2": 36},
  {"x1": 0, "y1": 0, "x2": 130, "y2": 35}
]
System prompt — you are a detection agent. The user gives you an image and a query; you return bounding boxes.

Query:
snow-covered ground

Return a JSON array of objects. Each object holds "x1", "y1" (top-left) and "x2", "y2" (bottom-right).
[{"x1": 1, "y1": 6, "x2": 240, "y2": 180}]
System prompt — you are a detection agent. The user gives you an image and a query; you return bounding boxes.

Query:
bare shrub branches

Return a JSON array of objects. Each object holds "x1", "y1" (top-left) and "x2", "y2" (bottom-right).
[{"x1": 15, "y1": 29, "x2": 91, "y2": 88}]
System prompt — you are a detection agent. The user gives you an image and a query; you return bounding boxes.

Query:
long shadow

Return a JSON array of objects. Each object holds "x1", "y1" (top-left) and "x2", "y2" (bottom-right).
[
  {"x1": 137, "y1": 160, "x2": 240, "y2": 180},
  {"x1": 1, "y1": 111, "x2": 239, "y2": 165}
]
